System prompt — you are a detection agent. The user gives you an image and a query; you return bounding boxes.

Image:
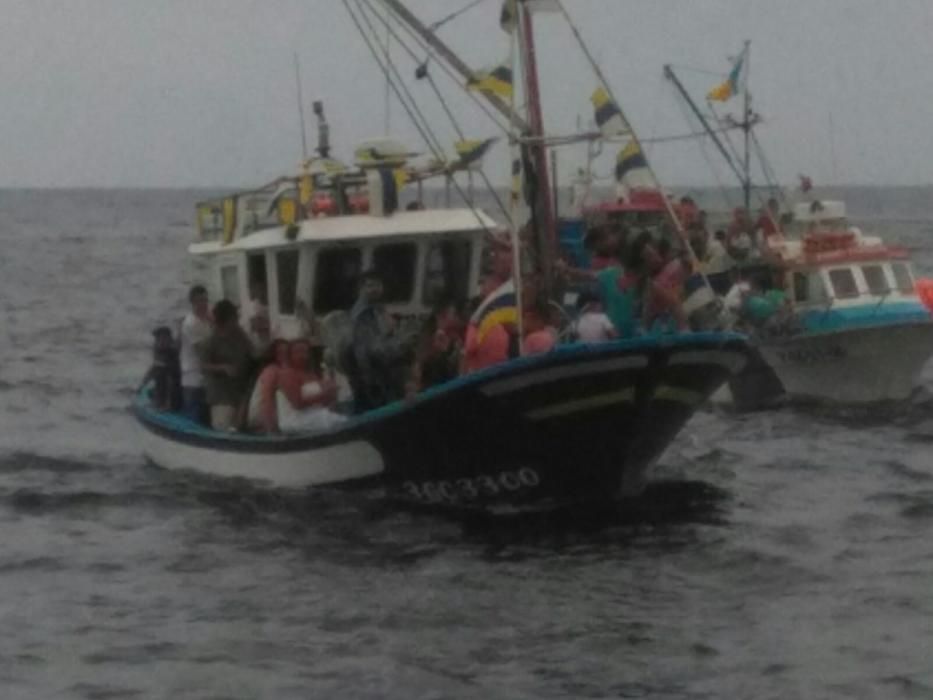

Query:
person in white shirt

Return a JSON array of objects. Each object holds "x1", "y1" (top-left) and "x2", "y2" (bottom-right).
[
  {"x1": 179, "y1": 284, "x2": 212, "y2": 423},
  {"x1": 703, "y1": 230, "x2": 735, "y2": 295},
  {"x1": 574, "y1": 291, "x2": 618, "y2": 343},
  {"x1": 242, "y1": 281, "x2": 271, "y2": 357}
]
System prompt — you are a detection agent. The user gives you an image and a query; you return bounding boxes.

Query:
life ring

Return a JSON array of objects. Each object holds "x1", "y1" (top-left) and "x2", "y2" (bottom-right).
[{"x1": 917, "y1": 278, "x2": 933, "y2": 312}]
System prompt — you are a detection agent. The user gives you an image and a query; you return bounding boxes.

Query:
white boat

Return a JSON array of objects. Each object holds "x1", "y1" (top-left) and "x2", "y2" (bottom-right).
[{"x1": 754, "y1": 201, "x2": 933, "y2": 403}]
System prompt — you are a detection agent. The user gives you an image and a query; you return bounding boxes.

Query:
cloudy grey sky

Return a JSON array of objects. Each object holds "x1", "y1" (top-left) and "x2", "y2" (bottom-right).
[{"x1": 2, "y1": 0, "x2": 932, "y2": 188}]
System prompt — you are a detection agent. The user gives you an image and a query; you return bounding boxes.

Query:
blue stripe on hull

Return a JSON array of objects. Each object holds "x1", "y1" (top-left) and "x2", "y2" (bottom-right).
[{"x1": 798, "y1": 301, "x2": 931, "y2": 333}]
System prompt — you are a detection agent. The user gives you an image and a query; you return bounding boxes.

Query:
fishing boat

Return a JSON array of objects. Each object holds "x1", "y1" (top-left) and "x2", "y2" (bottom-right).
[
  {"x1": 134, "y1": 1, "x2": 751, "y2": 512},
  {"x1": 752, "y1": 201, "x2": 933, "y2": 403},
  {"x1": 664, "y1": 45, "x2": 933, "y2": 405}
]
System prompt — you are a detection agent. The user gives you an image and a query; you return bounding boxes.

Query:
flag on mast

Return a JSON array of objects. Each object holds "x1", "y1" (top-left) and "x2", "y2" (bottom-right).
[
  {"x1": 453, "y1": 137, "x2": 498, "y2": 170},
  {"x1": 591, "y1": 87, "x2": 630, "y2": 138},
  {"x1": 500, "y1": 0, "x2": 560, "y2": 33},
  {"x1": 615, "y1": 140, "x2": 656, "y2": 190},
  {"x1": 471, "y1": 279, "x2": 519, "y2": 343},
  {"x1": 707, "y1": 46, "x2": 747, "y2": 102},
  {"x1": 467, "y1": 62, "x2": 513, "y2": 98}
]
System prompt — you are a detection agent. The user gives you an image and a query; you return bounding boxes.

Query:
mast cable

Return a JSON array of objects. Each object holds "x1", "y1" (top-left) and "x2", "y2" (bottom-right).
[
  {"x1": 353, "y1": 0, "x2": 446, "y2": 155},
  {"x1": 343, "y1": 0, "x2": 497, "y2": 236},
  {"x1": 360, "y1": 0, "x2": 511, "y2": 221},
  {"x1": 374, "y1": 0, "x2": 512, "y2": 135},
  {"x1": 427, "y1": 0, "x2": 487, "y2": 32},
  {"x1": 553, "y1": 0, "x2": 708, "y2": 281}
]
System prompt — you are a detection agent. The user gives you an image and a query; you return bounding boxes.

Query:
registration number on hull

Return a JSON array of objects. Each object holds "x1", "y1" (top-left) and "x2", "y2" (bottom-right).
[
  {"x1": 775, "y1": 343, "x2": 846, "y2": 365},
  {"x1": 401, "y1": 468, "x2": 541, "y2": 504}
]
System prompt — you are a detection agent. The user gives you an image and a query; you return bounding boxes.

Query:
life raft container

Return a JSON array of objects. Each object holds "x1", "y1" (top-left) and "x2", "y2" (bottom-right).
[
  {"x1": 310, "y1": 193, "x2": 338, "y2": 217},
  {"x1": 309, "y1": 192, "x2": 371, "y2": 216},
  {"x1": 917, "y1": 278, "x2": 933, "y2": 313},
  {"x1": 803, "y1": 231, "x2": 856, "y2": 255}
]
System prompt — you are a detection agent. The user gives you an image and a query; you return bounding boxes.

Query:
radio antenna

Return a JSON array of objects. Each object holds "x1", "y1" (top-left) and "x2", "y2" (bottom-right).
[{"x1": 293, "y1": 52, "x2": 309, "y2": 160}]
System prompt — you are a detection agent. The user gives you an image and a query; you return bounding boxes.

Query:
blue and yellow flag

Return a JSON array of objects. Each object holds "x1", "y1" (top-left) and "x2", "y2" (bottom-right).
[
  {"x1": 471, "y1": 279, "x2": 518, "y2": 343},
  {"x1": 454, "y1": 137, "x2": 497, "y2": 170},
  {"x1": 591, "y1": 87, "x2": 629, "y2": 138},
  {"x1": 707, "y1": 48, "x2": 746, "y2": 102},
  {"x1": 467, "y1": 63, "x2": 513, "y2": 98},
  {"x1": 615, "y1": 140, "x2": 648, "y2": 182}
]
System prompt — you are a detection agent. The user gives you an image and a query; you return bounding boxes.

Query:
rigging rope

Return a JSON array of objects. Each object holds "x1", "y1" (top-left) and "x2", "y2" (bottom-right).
[
  {"x1": 361, "y1": 0, "x2": 511, "y2": 221},
  {"x1": 427, "y1": 0, "x2": 488, "y2": 31},
  {"x1": 553, "y1": 0, "x2": 708, "y2": 281},
  {"x1": 672, "y1": 86, "x2": 734, "y2": 210},
  {"x1": 750, "y1": 130, "x2": 790, "y2": 210},
  {"x1": 343, "y1": 0, "x2": 499, "y2": 235},
  {"x1": 373, "y1": 0, "x2": 511, "y2": 135},
  {"x1": 354, "y1": 0, "x2": 446, "y2": 155}
]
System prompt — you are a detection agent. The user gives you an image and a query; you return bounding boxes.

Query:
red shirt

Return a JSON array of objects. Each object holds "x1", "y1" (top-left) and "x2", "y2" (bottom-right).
[{"x1": 463, "y1": 323, "x2": 510, "y2": 373}]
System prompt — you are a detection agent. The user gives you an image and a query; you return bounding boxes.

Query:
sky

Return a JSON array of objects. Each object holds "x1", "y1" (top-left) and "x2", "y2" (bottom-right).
[{"x1": 2, "y1": 0, "x2": 932, "y2": 188}]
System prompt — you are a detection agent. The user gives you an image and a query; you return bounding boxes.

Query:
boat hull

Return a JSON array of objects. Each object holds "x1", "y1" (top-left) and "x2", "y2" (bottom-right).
[
  {"x1": 714, "y1": 346, "x2": 785, "y2": 411},
  {"x1": 135, "y1": 333, "x2": 748, "y2": 512},
  {"x1": 757, "y1": 321, "x2": 933, "y2": 403}
]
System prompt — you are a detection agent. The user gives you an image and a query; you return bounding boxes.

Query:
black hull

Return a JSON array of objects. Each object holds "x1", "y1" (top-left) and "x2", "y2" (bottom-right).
[
  {"x1": 726, "y1": 347, "x2": 785, "y2": 411},
  {"x1": 358, "y1": 333, "x2": 748, "y2": 512},
  {"x1": 135, "y1": 333, "x2": 749, "y2": 514}
]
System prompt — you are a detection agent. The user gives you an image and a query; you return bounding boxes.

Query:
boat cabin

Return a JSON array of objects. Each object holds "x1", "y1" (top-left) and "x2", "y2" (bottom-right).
[
  {"x1": 765, "y1": 201, "x2": 925, "y2": 328},
  {"x1": 191, "y1": 178, "x2": 494, "y2": 339}
]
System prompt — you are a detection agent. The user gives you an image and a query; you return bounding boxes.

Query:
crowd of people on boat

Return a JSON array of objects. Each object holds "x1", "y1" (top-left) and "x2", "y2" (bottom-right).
[
  {"x1": 141, "y1": 198, "x2": 792, "y2": 433},
  {"x1": 558, "y1": 197, "x2": 790, "y2": 335}
]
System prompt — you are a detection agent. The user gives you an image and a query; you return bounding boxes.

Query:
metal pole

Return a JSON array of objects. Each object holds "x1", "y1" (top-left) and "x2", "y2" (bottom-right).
[
  {"x1": 520, "y1": 1, "x2": 557, "y2": 299},
  {"x1": 551, "y1": 148, "x2": 560, "y2": 222},
  {"x1": 664, "y1": 64, "x2": 744, "y2": 186},
  {"x1": 384, "y1": 7, "x2": 392, "y2": 135},
  {"x1": 293, "y1": 53, "x2": 309, "y2": 161},
  {"x1": 742, "y1": 41, "x2": 751, "y2": 212},
  {"x1": 377, "y1": 0, "x2": 530, "y2": 132}
]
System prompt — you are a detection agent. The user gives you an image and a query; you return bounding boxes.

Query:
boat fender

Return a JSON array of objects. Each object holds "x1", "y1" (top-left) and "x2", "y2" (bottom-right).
[{"x1": 917, "y1": 279, "x2": 933, "y2": 313}]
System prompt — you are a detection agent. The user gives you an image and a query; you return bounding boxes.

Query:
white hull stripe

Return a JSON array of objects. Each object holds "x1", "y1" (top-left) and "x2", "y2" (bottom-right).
[
  {"x1": 668, "y1": 350, "x2": 747, "y2": 374},
  {"x1": 525, "y1": 388, "x2": 636, "y2": 421},
  {"x1": 481, "y1": 356, "x2": 649, "y2": 397}
]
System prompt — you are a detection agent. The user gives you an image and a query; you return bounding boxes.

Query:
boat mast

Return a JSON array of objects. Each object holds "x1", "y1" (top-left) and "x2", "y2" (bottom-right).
[
  {"x1": 742, "y1": 40, "x2": 751, "y2": 212},
  {"x1": 518, "y1": 0, "x2": 557, "y2": 298},
  {"x1": 663, "y1": 64, "x2": 745, "y2": 187},
  {"x1": 293, "y1": 52, "x2": 309, "y2": 161}
]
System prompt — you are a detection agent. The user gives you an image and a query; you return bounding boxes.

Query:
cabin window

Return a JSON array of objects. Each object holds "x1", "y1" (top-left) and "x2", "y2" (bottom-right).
[
  {"x1": 220, "y1": 265, "x2": 240, "y2": 305},
  {"x1": 314, "y1": 247, "x2": 363, "y2": 313},
  {"x1": 828, "y1": 268, "x2": 859, "y2": 299},
  {"x1": 861, "y1": 265, "x2": 889, "y2": 295},
  {"x1": 197, "y1": 204, "x2": 223, "y2": 241},
  {"x1": 247, "y1": 254, "x2": 267, "y2": 305},
  {"x1": 892, "y1": 263, "x2": 915, "y2": 294},
  {"x1": 792, "y1": 272, "x2": 808, "y2": 303},
  {"x1": 276, "y1": 250, "x2": 300, "y2": 315},
  {"x1": 793, "y1": 271, "x2": 826, "y2": 304},
  {"x1": 423, "y1": 239, "x2": 472, "y2": 305},
  {"x1": 372, "y1": 243, "x2": 417, "y2": 303}
]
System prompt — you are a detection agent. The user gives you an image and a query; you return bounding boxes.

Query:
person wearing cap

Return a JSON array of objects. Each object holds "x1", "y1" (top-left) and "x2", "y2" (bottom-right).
[{"x1": 343, "y1": 269, "x2": 410, "y2": 412}]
